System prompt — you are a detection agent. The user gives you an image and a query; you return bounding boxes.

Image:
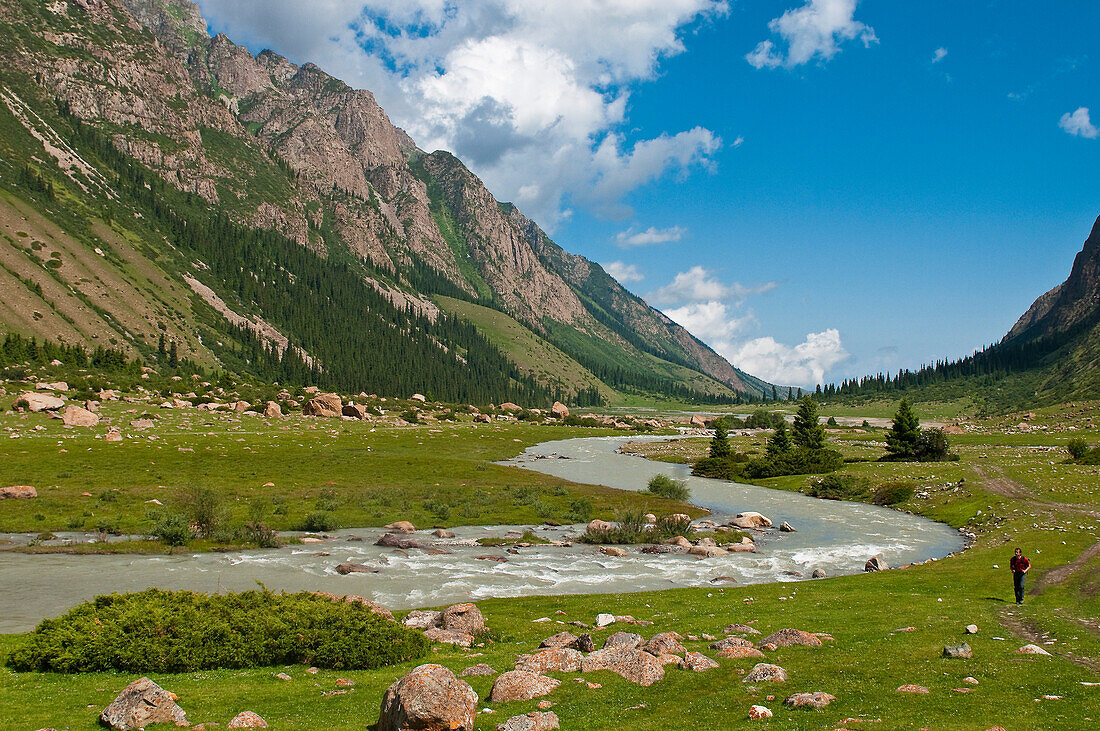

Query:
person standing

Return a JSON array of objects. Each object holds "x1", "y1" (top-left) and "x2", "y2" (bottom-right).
[{"x1": 1010, "y1": 547, "x2": 1030, "y2": 604}]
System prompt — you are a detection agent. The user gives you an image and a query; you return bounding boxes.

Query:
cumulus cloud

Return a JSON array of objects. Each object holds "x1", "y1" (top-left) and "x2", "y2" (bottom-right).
[
  {"x1": 196, "y1": 0, "x2": 728, "y2": 229},
  {"x1": 664, "y1": 301, "x2": 755, "y2": 341},
  {"x1": 649, "y1": 266, "x2": 778, "y2": 305},
  {"x1": 1059, "y1": 107, "x2": 1098, "y2": 139},
  {"x1": 615, "y1": 225, "x2": 685, "y2": 248},
  {"x1": 603, "y1": 261, "x2": 645, "y2": 283},
  {"x1": 729, "y1": 329, "x2": 849, "y2": 386},
  {"x1": 932, "y1": 47, "x2": 948, "y2": 63},
  {"x1": 746, "y1": 0, "x2": 877, "y2": 70}
]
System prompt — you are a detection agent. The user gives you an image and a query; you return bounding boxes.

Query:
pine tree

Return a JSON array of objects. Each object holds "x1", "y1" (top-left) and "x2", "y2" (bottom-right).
[
  {"x1": 885, "y1": 399, "x2": 921, "y2": 459},
  {"x1": 169, "y1": 340, "x2": 179, "y2": 369},
  {"x1": 767, "y1": 421, "x2": 791, "y2": 457},
  {"x1": 792, "y1": 396, "x2": 826, "y2": 450},
  {"x1": 709, "y1": 418, "x2": 732, "y2": 459}
]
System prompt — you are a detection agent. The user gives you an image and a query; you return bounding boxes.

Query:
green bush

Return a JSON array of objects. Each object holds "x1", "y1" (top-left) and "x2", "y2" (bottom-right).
[
  {"x1": 1067, "y1": 438, "x2": 1090, "y2": 461},
  {"x1": 692, "y1": 453, "x2": 750, "y2": 480},
  {"x1": 645, "y1": 474, "x2": 690, "y2": 500},
  {"x1": 148, "y1": 509, "x2": 192, "y2": 546},
  {"x1": 297, "y1": 511, "x2": 338, "y2": 532},
  {"x1": 745, "y1": 409, "x2": 785, "y2": 430},
  {"x1": 808, "y1": 474, "x2": 872, "y2": 501},
  {"x1": 872, "y1": 480, "x2": 915, "y2": 505},
  {"x1": 742, "y1": 447, "x2": 845, "y2": 478},
  {"x1": 579, "y1": 510, "x2": 692, "y2": 545},
  {"x1": 6, "y1": 589, "x2": 428, "y2": 673}
]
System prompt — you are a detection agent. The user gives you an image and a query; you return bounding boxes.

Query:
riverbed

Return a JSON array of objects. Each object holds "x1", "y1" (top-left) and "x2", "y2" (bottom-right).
[{"x1": 0, "y1": 435, "x2": 964, "y2": 633}]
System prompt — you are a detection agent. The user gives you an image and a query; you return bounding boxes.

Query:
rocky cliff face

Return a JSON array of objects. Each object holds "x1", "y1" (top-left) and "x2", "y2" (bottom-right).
[
  {"x1": 0, "y1": 0, "x2": 771, "y2": 398},
  {"x1": 1005, "y1": 215, "x2": 1100, "y2": 343}
]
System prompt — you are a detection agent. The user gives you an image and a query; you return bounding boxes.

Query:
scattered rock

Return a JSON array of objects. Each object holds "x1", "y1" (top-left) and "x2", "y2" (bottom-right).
[
  {"x1": 62, "y1": 405, "x2": 99, "y2": 427},
  {"x1": 963, "y1": 676, "x2": 979, "y2": 685},
  {"x1": 1016, "y1": 644, "x2": 1051, "y2": 656},
  {"x1": 587, "y1": 520, "x2": 614, "y2": 533},
  {"x1": 342, "y1": 404, "x2": 369, "y2": 419},
  {"x1": 302, "y1": 393, "x2": 343, "y2": 417},
  {"x1": 498, "y1": 402, "x2": 523, "y2": 413},
  {"x1": 710, "y1": 637, "x2": 755, "y2": 651},
  {"x1": 433, "y1": 529, "x2": 456, "y2": 538},
  {"x1": 264, "y1": 401, "x2": 281, "y2": 418},
  {"x1": 424, "y1": 628, "x2": 474, "y2": 647},
  {"x1": 864, "y1": 555, "x2": 889, "y2": 572},
  {"x1": 13, "y1": 392, "x2": 65, "y2": 412},
  {"x1": 443, "y1": 603, "x2": 485, "y2": 635},
  {"x1": 540, "y1": 632, "x2": 578, "y2": 649},
  {"x1": 227, "y1": 711, "x2": 268, "y2": 728},
  {"x1": 334, "y1": 562, "x2": 378, "y2": 575},
  {"x1": 99, "y1": 677, "x2": 187, "y2": 730},
  {"x1": 497, "y1": 711, "x2": 560, "y2": 731},
  {"x1": 595, "y1": 613, "x2": 616, "y2": 628},
  {"x1": 490, "y1": 671, "x2": 560, "y2": 703},
  {"x1": 784, "y1": 692, "x2": 835, "y2": 709},
  {"x1": 642, "y1": 632, "x2": 686, "y2": 657},
  {"x1": 811, "y1": 569, "x2": 827, "y2": 579},
  {"x1": 378, "y1": 664, "x2": 477, "y2": 731},
  {"x1": 460, "y1": 664, "x2": 497, "y2": 677},
  {"x1": 403, "y1": 610, "x2": 443, "y2": 630},
  {"x1": 965, "y1": 624, "x2": 978, "y2": 635},
  {"x1": 514, "y1": 648, "x2": 584, "y2": 674},
  {"x1": 778, "y1": 521, "x2": 796, "y2": 532},
  {"x1": 599, "y1": 546, "x2": 627, "y2": 557},
  {"x1": 377, "y1": 533, "x2": 422, "y2": 549},
  {"x1": 757, "y1": 629, "x2": 822, "y2": 649},
  {"x1": 0, "y1": 485, "x2": 36, "y2": 500},
  {"x1": 680, "y1": 652, "x2": 720, "y2": 672},
  {"x1": 731, "y1": 511, "x2": 772, "y2": 529},
  {"x1": 581, "y1": 647, "x2": 665, "y2": 686},
  {"x1": 602, "y1": 632, "x2": 642, "y2": 649},
  {"x1": 943, "y1": 643, "x2": 973, "y2": 659},
  {"x1": 550, "y1": 402, "x2": 569, "y2": 419},
  {"x1": 723, "y1": 623, "x2": 761, "y2": 635},
  {"x1": 688, "y1": 545, "x2": 728, "y2": 557},
  {"x1": 896, "y1": 684, "x2": 930, "y2": 694},
  {"x1": 743, "y1": 663, "x2": 788, "y2": 683},
  {"x1": 275, "y1": 673, "x2": 291, "y2": 681},
  {"x1": 748, "y1": 705, "x2": 773, "y2": 720}
]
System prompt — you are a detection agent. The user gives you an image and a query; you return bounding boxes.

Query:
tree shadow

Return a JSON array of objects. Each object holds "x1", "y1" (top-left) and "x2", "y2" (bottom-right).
[{"x1": 983, "y1": 596, "x2": 1009, "y2": 603}]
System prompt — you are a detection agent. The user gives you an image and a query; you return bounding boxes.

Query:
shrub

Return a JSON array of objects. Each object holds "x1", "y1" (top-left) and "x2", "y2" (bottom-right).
[
  {"x1": 180, "y1": 486, "x2": 224, "y2": 538},
  {"x1": 692, "y1": 453, "x2": 750, "y2": 480},
  {"x1": 566, "y1": 498, "x2": 593, "y2": 523},
  {"x1": 1067, "y1": 438, "x2": 1090, "y2": 461},
  {"x1": 148, "y1": 509, "x2": 192, "y2": 546},
  {"x1": 243, "y1": 521, "x2": 281, "y2": 548},
  {"x1": 297, "y1": 511, "x2": 337, "y2": 532},
  {"x1": 808, "y1": 474, "x2": 872, "y2": 501},
  {"x1": 872, "y1": 480, "x2": 916, "y2": 505},
  {"x1": 745, "y1": 409, "x2": 785, "y2": 430},
  {"x1": 652, "y1": 513, "x2": 693, "y2": 541},
  {"x1": 742, "y1": 448, "x2": 845, "y2": 479},
  {"x1": 645, "y1": 474, "x2": 690, "y2": 501},
  {"x1": 912, "y1": 428, "x2": 955, "y2": 462},
  {"x1": 6, "y1": 589, "x2": 428, "y2": 673},
  {"x1": 826, "y1": 416, "x2": 839, "y2": 427},
  {"x1": 579, "y1": 509, "x2": 648, "y2": 544}
]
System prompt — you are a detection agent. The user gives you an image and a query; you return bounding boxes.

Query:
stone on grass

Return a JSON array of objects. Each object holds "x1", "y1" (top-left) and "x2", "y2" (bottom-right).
[
  {"x1": 378, "y1": 664, "x2": 477, "y2": 731},
  {"x1": 302, "y1": 393, "x2": 343, "y2": 418},
  {"x1": 403, "y1": 610, "x2": 443, "y2": 630},
  {"x1": 581, "y1": 647, "x2": 665, "y2": 686},
  {"x1": 748, "y1": 705, "x2": 773, "y2": 720},
  {"x1": 514, "y1": 648, "x2": 584, "y2": 674},
  {"x1": 489, "y1": 671, "x2": 560, "y2": 703},
  {"x1": 227, "y1": 711, "x2": 268, "y2": 728},
  {"x1": 497, "y1": 711, "x2": 560, "y2": 731},
  {"x1": 865, "y1": 555, "x2": 889, "y2": 572},
  {"x1": 460, "y1": 664, "x2": 497, "y2": 677},
  {"x1": 14, "y1": 392, "x2": 65, "y2": 412},
  {"x1": 100, "y1": 677, "x2": 187, "y2": 730},
  {"x1": 386, "y1": 521, "x2": 417, "y2": 533},
  {"x1": 539, "y1": 632, "x2": 578, "y2": 649},
  {"x1": 963, "y1": 676, "x2": 979, "y2": 685},
  {"x1": 965, "y1": 624, "x2": 978, "y2": 635},
  {"x1": 711, "y1": 636, "x2": 755, "y2": 651},
  {"x1": 264, "y1": 401, "x2": 281, "y2": 418},
  {"x1": 722, "y1": 623, "x2": 761, "y2": 635},
  {"x1": 784, "y1": 692, "x2": 835, "y2": 709},
  {"x1": 594, "y1": 613, "x2": 616, "y2": 627},
  {"x1": 896, "y1": 684, "x2": 930, "y2": 694},
  {"x1": 718, "y1": 646, "x2": 766, "y2": 659},
  {"x1": 602, "y1": 632, "x2": 642, "y2": 649},
  {"x1": 0, "y1": 485, "x2": 36, "y2": 499},
  {"x1": 811, "y1": 568, "x2": 827, "y2": 578},
  {"x1": 1016, "y1": 644, "x2": 1051, "y2": 656},
  {"x1": 642, "y1": 632, "x2": 686, "y2": 657},
  {"x1": 424, "y1": 628, "x2": 474, "y2": 647},
  {"x1": 757, "y1": 629, "x2": 822, "y2": 649},
  {"x1": 943, "y1": 643, "x2": 973, "y2": 659},
  {"x1": 680, "y1": 652, "x2": 720, "y2": 672},
  {"x1": 743, "y1": 663, "x2": 788, "y2": 683},
  {"x1": 62, "y1": 405, "x2": 99, "y2": 427},
  {"x1": 443, "y1": 603, "x2": 485, "y2": 634}
]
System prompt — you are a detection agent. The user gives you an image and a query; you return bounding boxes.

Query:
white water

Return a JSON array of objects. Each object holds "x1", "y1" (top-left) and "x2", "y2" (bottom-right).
[{"x1": 0, "y1": 435, "x2": 964, "y2": 632}]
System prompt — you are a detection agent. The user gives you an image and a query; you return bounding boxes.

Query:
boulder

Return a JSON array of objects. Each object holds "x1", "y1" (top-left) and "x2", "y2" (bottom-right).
[
  {"x1": 665, "y1": 536, "x2": 693, "y2": 549},
  {"x1": 264, "y1": 401, "x2": 281, "y2": 418},
  {"x1": 727, "y1": 538, "x2": 757, "y2": 553},
  {"x1": 602, "y1": 632, "x2": 642, "y2": 649},
  {"x1": 490, "y1": 671, "x2": 560, "y2": 703},
  {"x1": 690, "y1": 415, "x2": 707, "y2": 428},
  {"x1": 550, "y1": 402, "x2": 569, "y2": 419},
  {"x1": 680, "y1": 652, "x2": 720, "y2": 672},
  {"x1": 334, "y1": 562, "x2": 378, "y2": 575},
  {"x1": 581, "y1": 646, "x2": 665, "y2": 686},
  {"x1": 302, "y1": 393, "x2": 343, "y2": 417},
  {"x1": 233, "y1": 400, "x2": 251, "y2": 413},
  {"x1": 0, "y1": 485, "x2": 37, "y2": 499},
  {"x1": 539, "y1": 632, "x2": 578, "y2": 649},
  {"x1": 411, "y1": 393, "x2": 427, "y2": 402},
  {"x1": 14, "y1": 392, "x2": 65, "y2": 412},
  {"x1": 710, "y1": 637, "x2": 755, "y2": 651},
  {"x1": 442, "y1": 603, "x2": 485, "y2": 635},
  {"x1": 730, "y1": 511, "x2": 772, "y2": 529},
  {"x1": 498, "y1": 402, "x2": 523, "y2": 413},
  {"x1": 586, "y1": 519, "x2": 614, "y2": 533},
  {"x1": 783, "y1": 692, "x2": 835, "y2": 709},
  {"x1": 743, "y1": 663, "x2": 788, "y2": 683},
  {"x1": 757, "y1": 629, "x2": 822, "y2": 649},
  {"x1": 104, "y1": 429, "x2": 124, "y2": 442},
  {"x1": 62, "y1": 405, "x2": 99, "y2": 427},
  {"x1": 748, "y1": 705, "x2": 772, "y2": 720},
  {"x1": 778, "y1": 522, "x2": 796, "y2": 532},
  {"x1": 688, "y1": 545, "x2": 728, "y2": 557},
  {"x1": 377, "y1": 533, "x2": 421, "y2": 549},
  {"x1": 811, "y1": 569, "x2": 827, "y2": 579},
  {"x1": 36, "y1": 381, "x2": 68, "y2": 391},
  {"x1": 423, "y1": 628, "x2": 474, "y2": 647},
  {"x1": 943, "y1": 643, "x2": 973, "y2": 659},
  {"x1": 403, "y1": 610, "x2": 443, "y2": 630},
  {"x1": 474, "y1": 413, "x2": 492, "y2": 423},
  {"x1": 642, "y1": 633, "x2": 686, "y2": 657},
  {"x1": 599, "y1": 546, "x2": 627, "y2": 557},
  {"x1": 640, "y1": 544, "x2": 687, "y2": 554},
  {"x1": 342, "y1": 404, "x2": 369, "y2": 419},
  {"x1": 1016, "y1": 644, "x2": 1051, "y2": 656},
  {"x1": 514, "y1": 648, "x2": 584, "y2": 674},
  {"x1": 896, "y1": 684, "x2": 930, "y2": 694},
  {"x1": 227, "y1": 711, "x2": 268, "y2": 728},
  {"x1": 497, "y1": 711, "x2": 560, "y2": 731},
  {"x1": 717, "y1": 646, "x2": 766, "y2": 659},
  {"x1": 965, "y1": 624, "x2": 978, "y2": 634},
  {"x1": 460, "y1": 664, "x2": 497, "y2": 677},
  {"x1": 386, "y1": 521, "x2": 417, "y2": 533},
  {"x1": 864, "y1": 555, "x2": 889, "y2": 572},
  {"x1": 722, "y1": 623, "x2": 761, "y2": 635},
  {"x1": 378, "y1": 664, "x2": 477, "y2": 731},
  {"x1": 99, "y1": 677, "x2": 187, "y2": 730},
  {"x1": 594, "y1": 613, "x2": 616, "y2": 627},
  {"x1": 433, "y1": 529, "x2": 455, "y2": 538}
]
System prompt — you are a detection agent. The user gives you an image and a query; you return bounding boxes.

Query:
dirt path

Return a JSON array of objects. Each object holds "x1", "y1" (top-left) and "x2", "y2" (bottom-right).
[{"x1": 998, "y1": 610, "x2": 1100, "y2": 673}]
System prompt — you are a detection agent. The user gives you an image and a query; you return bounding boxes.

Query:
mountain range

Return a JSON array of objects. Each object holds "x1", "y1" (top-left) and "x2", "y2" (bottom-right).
[{"x1": 0, "y1": 0, "x2": 773, "y2": 404}]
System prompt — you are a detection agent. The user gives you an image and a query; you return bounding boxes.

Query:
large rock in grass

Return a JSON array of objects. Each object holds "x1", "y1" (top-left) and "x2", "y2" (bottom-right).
[
  {"x1": 379, "y1": 664, "x2": 477, "y2": 731},
  {"x1": 227, "y1": 711, "x2": 268, "y2": 728},
  {"x1": 539, "y1": 632, "x2": 578, "y2": 649},
  {"x1": 710, "y1": 637, "x2": 755, "y2": 651},
  {"x1": 580, "y1": 647, "x2": 664, "y2": 686},
  {"x1": 264, "y1": 401, "x2": 282, "y2": 418},
  {"x1": 442, "y1": 603, "x2": 484, "y2": 634},
  {"x1": 0, "y1": 485, "x2": 36, "y2": 499},
  {"x1": 642, "y1": 633, "x2": 686, "y2": 657},
  {"x1": 942, "y1": 643, "x2": 973, "y2": 659},
  {"x1": 403, "y1": 610, "x2": 443, "y2": 630},
  {"x1": 757, "y1": 629, "x2": 822, "y2": 649},
  {"x1": 497, "y1": 711, "x2": 560, "y2": 731},
  {"x1": 602, "y1": 631, "x2": 642, "y2": 650},
  {"x1": 100, "y1": 677, "x2": 187, "y2": 730},
  {"x1": 680, "y1": 652, "x2": 720, "y2": 672},
  {"x1": 864, "y1": 555, "x2": 889, "y2": 572},
  {"x1": 302, "y1": 393, "x2": 342, "y2": 417},
  {"x1": 717, "y1": 646, "x2": 766, "y2": 659},
  {"x1": 342, "y1": 404, "x2": 369, "y2": 419},
  {"x1": 784, "y1": 692, "x2": 835, "y2": 709},
  {"x1": 550, "y1": 402, "x2": 569, "y2": 419},
  {"x1": 514, "y1": 648, "x2": 584, "y2": 674},
  {"x1": 62, "y1": 405, "x2": 99, "y2": 427},
  {"x1": 742, "y1": 663, "x2": 788, "y2": 683},
  {"x1": 423, "y1": 628, "x2": 474, "y2": 647},
  {"x1": 14, "y1": 392, "x2": 65, "y2": 412},
  {"x1": 489, "y1": 671, "x2": 560, "y2": 703}
]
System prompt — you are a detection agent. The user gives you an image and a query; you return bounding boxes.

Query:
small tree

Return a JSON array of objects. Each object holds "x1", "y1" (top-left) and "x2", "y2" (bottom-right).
[
  {"x1": 1067, "y1": 438, "x2": 1089, "y2": 461},
  {"x1": 792, "y1": 396, "x2": 825, "y2": 450},
  {"x1": 767, "y1": 422, "x2": 791, "y2": 457},
  {"x1": 709, "y1": 418, "x2": 732, "y2": 459},
  {"x1": 885, "y1": 399, "x2": 921, "y2": 459}
]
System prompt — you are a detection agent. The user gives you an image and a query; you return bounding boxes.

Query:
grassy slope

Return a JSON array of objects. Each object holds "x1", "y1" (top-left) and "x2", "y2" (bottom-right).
[{"x1": 0, "y1": 402, "x2": 1097, "y2": 728}]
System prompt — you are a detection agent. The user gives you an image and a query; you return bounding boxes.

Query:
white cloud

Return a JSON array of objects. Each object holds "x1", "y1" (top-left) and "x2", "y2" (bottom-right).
[
  {"x1": 603, "y1": 261, "x2": 645, "y2": 283},
  {"x1": 729, "y1": 329, "x2": 849, "y2": 386},
  {"x1": 615, "y1": 225, "x2": 685, "y2": 248},
  {"x1": 732, "y1": 135, "x2": 745, "y2": 147},
  {"x1": 196, "y1": 0, "x2": 728, "y2": 229},
  {"x1": 664, "y1": 301, "x2": 755, "y2": 341},
  {"x1": 1059, "y1": 107, "x2": 1099, "y2": 139},
  {"x1": 932, "y1": 47, "x2": 948, "y2": 63},
  {"x1": 649, "y1": 266, "x2": 778, "y2": 304},
  {"x1": 746, "y1": 0, "x2": 877, "y2": 70}
]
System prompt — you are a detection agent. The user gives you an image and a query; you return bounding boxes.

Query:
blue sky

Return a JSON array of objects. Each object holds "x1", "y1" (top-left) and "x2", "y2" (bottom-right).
[{"x1": 196, "y1": 0, "x2": 1099, "y2": 387}]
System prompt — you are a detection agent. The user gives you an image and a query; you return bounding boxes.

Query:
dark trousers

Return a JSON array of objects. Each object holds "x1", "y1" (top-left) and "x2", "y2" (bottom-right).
[{"x1": 1013, "y1": 571, "x2": 1026, "y2": 603}]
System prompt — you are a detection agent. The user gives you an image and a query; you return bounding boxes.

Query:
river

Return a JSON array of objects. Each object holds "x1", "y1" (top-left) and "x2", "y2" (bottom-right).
[{"x1": 0, "y1": 435, "x2": 964, "y2": 633}]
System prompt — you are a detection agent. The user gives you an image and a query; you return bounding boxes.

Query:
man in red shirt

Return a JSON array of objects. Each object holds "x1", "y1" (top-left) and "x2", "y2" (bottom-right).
[{"x1": 1010, "y1": 548, "x2": 1030, "y2": 604}]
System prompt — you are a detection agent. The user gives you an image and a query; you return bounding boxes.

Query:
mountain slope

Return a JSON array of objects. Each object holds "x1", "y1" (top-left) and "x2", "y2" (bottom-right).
[{"x1": 0, "y1": 0, "x2": 771, "y2": 402}]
